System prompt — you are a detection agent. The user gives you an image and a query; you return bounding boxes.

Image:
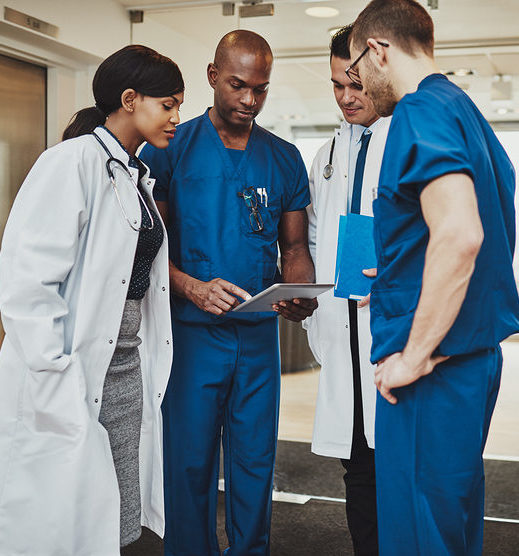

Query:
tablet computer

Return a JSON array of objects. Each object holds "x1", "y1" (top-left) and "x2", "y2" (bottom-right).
[{"x1": 232, "y1": 283, "x2": 334, "y2": 313}]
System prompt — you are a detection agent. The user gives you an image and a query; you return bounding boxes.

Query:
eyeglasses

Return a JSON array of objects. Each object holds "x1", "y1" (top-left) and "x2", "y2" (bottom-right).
[
  {"x1": 238, "y1": 187, "x2": 264, "y2": 233},
  {"x1": 345, "y1": 41, "x2": 389, "y2": 86}
]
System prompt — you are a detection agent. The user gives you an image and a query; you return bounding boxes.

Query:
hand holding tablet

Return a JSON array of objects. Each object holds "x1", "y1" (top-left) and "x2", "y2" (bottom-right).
[{"x1": 232, "y1": 283, "x2": 334, "y2": 313}]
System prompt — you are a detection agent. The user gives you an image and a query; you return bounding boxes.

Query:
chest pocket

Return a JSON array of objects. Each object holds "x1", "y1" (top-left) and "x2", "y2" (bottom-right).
[{"x1": 239, "y1": 186, "x2": 281, "y2": 242}]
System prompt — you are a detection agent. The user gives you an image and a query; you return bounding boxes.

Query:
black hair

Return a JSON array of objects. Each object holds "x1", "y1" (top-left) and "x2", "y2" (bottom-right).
[
  {"x1": 330, "y1": 25, "x2": 354, "y2": 61},
  {"x1": 62, "y1": 44, "x2": 184, "y2": 140}
]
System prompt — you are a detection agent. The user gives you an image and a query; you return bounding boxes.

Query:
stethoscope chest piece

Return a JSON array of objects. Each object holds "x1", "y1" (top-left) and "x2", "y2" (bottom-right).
[
  {"x1": 323, "y1": 164, "x2": 334, "y2": 180},
  {"x1": 323, "y1": 136, "x2": 336, "y2": 180}
]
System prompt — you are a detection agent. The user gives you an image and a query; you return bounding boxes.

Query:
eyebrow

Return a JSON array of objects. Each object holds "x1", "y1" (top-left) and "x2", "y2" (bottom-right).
[{"x1": 229, "y1": 76, "x2": 270, "y2": 87}]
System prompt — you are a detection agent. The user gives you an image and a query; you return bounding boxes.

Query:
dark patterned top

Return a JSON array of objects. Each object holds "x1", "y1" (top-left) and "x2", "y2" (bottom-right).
[
  {"x1": 99, "y1": 128, "x2": 164, "y2": 300},
  {"x1": 126, "y1": 156, "x2": 164, "y2": 300}
]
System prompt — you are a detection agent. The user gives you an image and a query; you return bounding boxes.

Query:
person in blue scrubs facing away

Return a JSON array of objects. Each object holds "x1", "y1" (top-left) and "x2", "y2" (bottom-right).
[
  {"x1": 347, "y1": 1, "x2": 519, "y2": 554},
  {"x1": 140, "y1": 30, "x2": 317, "y2": 556}
]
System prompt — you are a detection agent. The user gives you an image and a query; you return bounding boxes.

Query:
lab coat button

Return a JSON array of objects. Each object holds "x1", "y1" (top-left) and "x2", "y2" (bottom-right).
[
  {"x1": 162, "y1": 286, "x2": 166, "y2": 291},
  {"x1": 94, "y1": 398, "x2": 99, "y2": 403},
  {"x1": 166, "y1": 339, "x2": 170, "y2": 345},
  {"x1": 109, "y1": 339, "x2": 113, "y2": 344},
  {"x1": 122, "y1": 279, "x2": 126, "y2": 284},
  {"x1": 158, "y1": 393, "x2": 161, "y2": 398},
  {"x1": 345, "y1": 324, "x2": 348, "y2": 328}
]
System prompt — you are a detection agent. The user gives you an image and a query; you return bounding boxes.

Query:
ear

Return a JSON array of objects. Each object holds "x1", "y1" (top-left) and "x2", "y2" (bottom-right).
[
  {"x1": 120, "y1": 88, "x2": 138, "y2": 113},
  {"x1": 366, "y1": 38, "x2": 389, "y2": 70},
  {"x1": 207, "y1": 62, "x2": 218, "y2": 90}
]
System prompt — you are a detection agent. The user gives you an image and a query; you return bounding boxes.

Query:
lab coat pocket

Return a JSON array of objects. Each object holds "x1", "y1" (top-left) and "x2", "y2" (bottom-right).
[{"x1": 22, "y1": 355, "x2": 88, "y2": 439}]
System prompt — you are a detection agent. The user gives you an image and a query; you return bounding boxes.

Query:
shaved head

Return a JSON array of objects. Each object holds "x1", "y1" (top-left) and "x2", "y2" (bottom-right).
[
  {"x1": 208, "y1": 30, "x2": 273, "y2": 130},
  {"x1": 214, "y1": 29, "x2": 273, "y2": 69}
]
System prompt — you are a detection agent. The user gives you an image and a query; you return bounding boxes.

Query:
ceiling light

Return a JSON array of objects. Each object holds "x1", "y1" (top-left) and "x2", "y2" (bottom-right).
[
  {"x1": 305, "y1": 6, "x2": 339, "y2": 18},
  {"x1": 496, "y1": 107, "x2": 510, "y2": 115},
  {"x1": 444, "y1": 69, "x2": 474, "y2": 77}
]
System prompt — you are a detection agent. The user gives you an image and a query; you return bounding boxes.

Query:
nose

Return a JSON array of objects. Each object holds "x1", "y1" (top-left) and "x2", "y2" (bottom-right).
[
  {"x1": 170, "y1": 108, "x2": 180, "y2": 125},
  {"x1": 342, "y1": 86, "x2": 355, "y2": 105},
  {"x1": 240, "y1": 88, "x2": 256, "y2": 108}
]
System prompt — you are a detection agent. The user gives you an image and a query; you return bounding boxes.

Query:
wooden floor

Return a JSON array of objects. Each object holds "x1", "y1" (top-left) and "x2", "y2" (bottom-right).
[{"x1": 279, "y1": 338, "x2": 519, "y2": 458}]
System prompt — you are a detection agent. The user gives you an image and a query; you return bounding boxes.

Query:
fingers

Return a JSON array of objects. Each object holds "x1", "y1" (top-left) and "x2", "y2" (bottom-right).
[
  {"x1": 362, "y1": 268, "x2": 377, "y2": 278},
  {"x1": 217, "y1": 279, "x2": 252, "y2": 302},
  {"x1": 378, "y1": 384, "x2": 398, "y2": 404},
  {"x1": 374, "y1": 363, "x2": 398, "y2": 404},
  {"x1": 273, "y1": 297, "x2": 317, "y2": 322},
  {"x1": 357, "y1": 293, "x2": 371, "y2": 308}
]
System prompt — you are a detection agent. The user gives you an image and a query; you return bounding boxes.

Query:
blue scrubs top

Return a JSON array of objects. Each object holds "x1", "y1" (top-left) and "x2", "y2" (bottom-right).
[
  {"x1": 371, "y1": 74, "x2": 519, "y2": 363},
  {"x1": 140, "y1": 109, "x2": 310, "y2": 324}
]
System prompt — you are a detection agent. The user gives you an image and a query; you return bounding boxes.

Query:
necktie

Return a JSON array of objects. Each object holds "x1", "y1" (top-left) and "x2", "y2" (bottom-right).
[
  {"x1": 351, "y1": 130, "x2": 372, "y2": 214},
  {"x1": 348, "y1": 129, "x2": 372, "y2": 445}
]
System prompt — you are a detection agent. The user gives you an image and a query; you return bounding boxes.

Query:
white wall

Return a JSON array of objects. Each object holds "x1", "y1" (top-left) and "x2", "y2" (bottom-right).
[{"x1": 0, "y1": 0, "x2": 130, "y2": 57}]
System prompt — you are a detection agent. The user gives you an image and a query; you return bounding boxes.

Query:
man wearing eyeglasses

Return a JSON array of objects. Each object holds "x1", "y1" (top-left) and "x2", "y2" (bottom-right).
[
  {"x1": 348, "y1": 1, "x2": 519, "y2": 554},
  {"x1": 303, "y1": 25, "x2": 390, "y2": 556},
  {"x1": 141, "y1": 29, "x2": 317, "y2": 556}
]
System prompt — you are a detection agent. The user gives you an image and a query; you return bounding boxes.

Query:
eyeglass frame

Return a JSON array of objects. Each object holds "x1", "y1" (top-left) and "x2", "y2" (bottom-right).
[
  {"x1": 345, "y1": 41, "x2": 390, "y2": 86},
  {"x1": 238, "y1": 186, "x2": 264, "y2": 233}
]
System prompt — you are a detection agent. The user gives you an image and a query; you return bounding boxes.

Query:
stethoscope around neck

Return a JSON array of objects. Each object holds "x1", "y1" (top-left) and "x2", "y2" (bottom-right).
[
  {"x1": 92, "y1": 131, "x2": 154, "y2": 232},
  {"x1": 323, "y1": 136, "x2": 336, "y2": 180}
]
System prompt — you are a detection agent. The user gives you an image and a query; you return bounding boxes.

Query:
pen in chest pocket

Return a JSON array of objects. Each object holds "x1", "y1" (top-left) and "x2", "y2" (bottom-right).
[{"x1": 256, "y1": 187, "x2": 268, "y2": 207}]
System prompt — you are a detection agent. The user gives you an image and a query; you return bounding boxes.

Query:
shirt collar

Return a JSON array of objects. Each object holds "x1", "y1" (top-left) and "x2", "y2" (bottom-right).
[
  {"x1": 418, "y1": 73, "x2": 448, "y2": 90},
  {"x1": 352, "y1": 116, "x2": 383, "y2": 145}
]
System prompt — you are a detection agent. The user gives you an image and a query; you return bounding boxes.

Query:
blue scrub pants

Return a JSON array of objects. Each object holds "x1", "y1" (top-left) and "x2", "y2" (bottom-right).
[
  {"x1": 162, "y1": 318, "x2": 280, "y2": 556},
  {"x1": 375, "y1": 347, "x2": 502, "y2": 555}
]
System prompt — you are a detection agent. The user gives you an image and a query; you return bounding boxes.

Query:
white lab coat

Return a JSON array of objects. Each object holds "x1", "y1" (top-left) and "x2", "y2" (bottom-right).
[
  {"x1": 303, "y1": 118, "x2": 390, "y2": 459},
  {"x1": 0, "y1": 126, "x2": 173, "y2": 555}
]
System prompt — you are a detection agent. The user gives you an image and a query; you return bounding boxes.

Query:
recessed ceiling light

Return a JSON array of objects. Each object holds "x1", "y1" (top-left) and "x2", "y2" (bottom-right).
[
  {"x1": 444, "y1": 69, "x2": 474, "y2": 77},
  {"x1": 496, "y1": 107, "x2": 510, "y2": 115},
  {"x1": 305, "y1": 6, "x2": 339, "y2": 18}
]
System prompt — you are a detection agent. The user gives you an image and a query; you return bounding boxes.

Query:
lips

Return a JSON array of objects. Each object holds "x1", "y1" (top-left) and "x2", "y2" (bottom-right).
[
  {"x1": 164, "y1": 129, "x2": 176, "y2": 139},
  {"x1": 235, "y1": 110, "x2": 254, "y2": 119}
]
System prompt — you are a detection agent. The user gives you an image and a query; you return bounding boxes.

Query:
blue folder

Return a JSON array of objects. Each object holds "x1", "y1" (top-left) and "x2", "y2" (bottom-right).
[{"x1": 334, "y1": 213, "x2": 377, "y2": 300}]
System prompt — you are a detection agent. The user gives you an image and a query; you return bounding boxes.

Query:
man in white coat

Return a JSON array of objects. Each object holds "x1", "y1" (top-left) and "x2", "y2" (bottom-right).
[{"x1": 303, "y1": 25, "x2": 390, "y2": 555}]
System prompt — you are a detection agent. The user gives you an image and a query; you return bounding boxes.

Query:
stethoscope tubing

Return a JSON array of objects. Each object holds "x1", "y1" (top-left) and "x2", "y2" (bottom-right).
[{"x1": 91, "y1": 132, "x2": 154, "y2": 232}]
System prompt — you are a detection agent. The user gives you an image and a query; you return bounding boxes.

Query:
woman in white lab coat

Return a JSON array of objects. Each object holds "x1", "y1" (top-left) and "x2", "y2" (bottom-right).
[{"x1": 0, "y1": 45, "x2": 183, "y2": 555}]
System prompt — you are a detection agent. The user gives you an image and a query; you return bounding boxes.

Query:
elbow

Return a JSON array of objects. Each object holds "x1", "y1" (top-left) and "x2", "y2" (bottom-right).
[{"x1": 451, "y1": 225, "x2": 484, "y2": 262}]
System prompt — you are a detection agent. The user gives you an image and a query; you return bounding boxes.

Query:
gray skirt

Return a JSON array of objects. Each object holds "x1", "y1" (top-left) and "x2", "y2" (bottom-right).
[{"x1": 99, "y1": 299, "x2": 143, "y2": 547}]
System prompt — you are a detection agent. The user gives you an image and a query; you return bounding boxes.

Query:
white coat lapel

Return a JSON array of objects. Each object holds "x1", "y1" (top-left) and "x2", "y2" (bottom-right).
[
  {"x1": 334, "y1": 121, "x2": 351, "y2": 204},
  {"x1": 360, "y1": 117, "x2": 391, "y2": 216}
]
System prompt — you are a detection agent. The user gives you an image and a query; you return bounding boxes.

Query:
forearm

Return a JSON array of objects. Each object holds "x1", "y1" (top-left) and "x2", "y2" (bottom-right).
[
  {"x1": 281, "y1": 246, "x2": 315, "y2": 283},
  {"x1": 403, "y1": 224, "x2": 482, "y2": 368},
  {"x1": 169, "y1": 260, "x2": 197, "y2": 299}
]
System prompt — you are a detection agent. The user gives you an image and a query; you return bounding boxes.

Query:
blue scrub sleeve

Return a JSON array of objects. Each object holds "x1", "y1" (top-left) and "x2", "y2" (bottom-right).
[
  {"x1": 394, "y1": 100, "x2": 475, "y2": 195},
  {"x1": 139, "y1": 143, "x2": 173, "y2": 202},
  {"x1": 283, "y1": 150, "x2": 310, "y2": 212}
]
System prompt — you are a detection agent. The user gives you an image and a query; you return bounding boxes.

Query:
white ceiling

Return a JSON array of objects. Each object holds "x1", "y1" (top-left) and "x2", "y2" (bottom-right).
[{"x1": 117, "y1": 0, "x2": 519, "y2": 129}]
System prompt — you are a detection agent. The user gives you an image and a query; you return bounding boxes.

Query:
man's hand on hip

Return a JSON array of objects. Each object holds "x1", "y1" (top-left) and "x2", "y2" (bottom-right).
[{"x1": 375, "y1": 351, "x2": 449, "y2": 404}]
